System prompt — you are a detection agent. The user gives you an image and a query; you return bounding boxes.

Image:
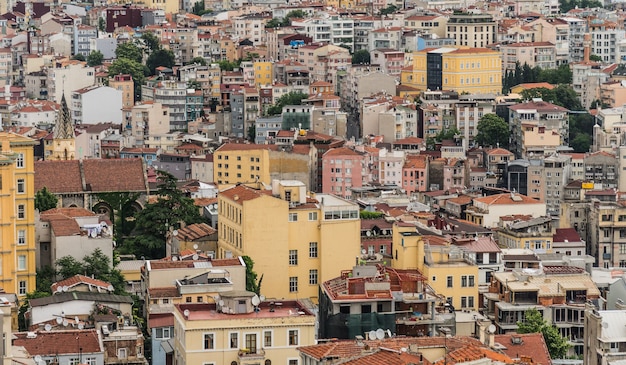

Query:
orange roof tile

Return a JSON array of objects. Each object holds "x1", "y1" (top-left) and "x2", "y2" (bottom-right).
[{"x1": 51, "y1": 274, "x2": 112, "y2": 293}]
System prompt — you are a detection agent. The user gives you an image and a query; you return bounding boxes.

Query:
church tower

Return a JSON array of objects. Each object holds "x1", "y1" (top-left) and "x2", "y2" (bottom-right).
[{"x1": 49, "y1": 93, "x2": 75, "y2": 161}]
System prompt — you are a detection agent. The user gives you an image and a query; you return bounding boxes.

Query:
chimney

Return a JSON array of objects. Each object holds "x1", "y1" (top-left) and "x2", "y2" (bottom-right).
[
  {"x1": 488, "y1": 332, "x2": 495, "y2": 348},
  {"x1": 583, "y1": 33, "x2": 591, "y2": 63}
]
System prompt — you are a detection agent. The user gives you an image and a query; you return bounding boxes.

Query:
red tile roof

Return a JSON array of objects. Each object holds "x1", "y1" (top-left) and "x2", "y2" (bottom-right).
[
  {"x1": 494, "y1": 333, "x2": 552, "y2": 365},
  {"x1": 14, "y1": 330, "x2": 102, "y2": 356},
  {"x1": 553, "y1": 228, "x2": 582, "y2": 243},
  {"x1": 148, "y1": 287, "x2": 180, "y2": 298},
  {"x1": 177, "y1": 223, "x2": 216, "y2": 241},
  {"x1": 340, "y1": 349, "x2": 428, "y2": 365},
  {"x1": 148, "y1": 313, "x2": 174, "y2": 329},
  {"x1": 473, "y1": 193, "x2": 542, "y2": 205},
  {"x1": 219, "y1": 184, "x2": 272, "y2": 204},
  {"x1": 51, "y1": 274, "x2": 112, "y2": 293}
]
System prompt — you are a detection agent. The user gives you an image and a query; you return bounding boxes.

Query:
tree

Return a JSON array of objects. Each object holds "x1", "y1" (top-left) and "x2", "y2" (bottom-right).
[
  {"x1": 121, "y1": 171, "x2": 206, "y2": 259},
  {"x1": 218, "y1": 59, "x2": 240, "y2": 71},
  {"x1": 96, "y1": 192, "x2": 140, "y2": 246},
  {"x1": 108, "y1": 58, "x2": 147, "y2": 101},
  {"x1": 266, "y1": 18, "x2": 287, "y2": 28},
  {"x1": 98, "y1": 17, "x2": 106, "y2": 32},
  {"x1": 360, "y1": 211, "x2": 384, "y2": 219},
  {"x1": 192, "y1": 1, "x2": 212, "y2": 15},
  {"x1": 188, "y1": 56, "x2": 207, "y2": 66},
  {"x1": 247, "y1": 125, "x2": 256, "y2": 142},
  {"x1": 570, "y1": 133, "x2": 591, "y2": 153},
  {"x1": 435, "y1": 126, "x2": 461, "y2": 142},
  {"x1": 146, "y1": 49, "x2": 175, "y2": 75},
  {"x1": 36, "y1": 265, "x2": 56, "y2": 293},
  {"x1": 589, "y1": 54, "x2": 602, "y2": 62},
  {"x1": 115, "y1": 41, "x2": 143, "y2": 63},
  {"x1": 87, "y1": 50, "x2": 104, "y2": 67},
  {"x1": 518, "y1": 309, "x2": 570, "y2": 359},
  {"x1": 56, "y1": 256, "x2": 84, "y2": 279},
  {"x1": 475, "y1": 114, "x2": 509, "y2": 148},
  {"x1": 141, "y1": 32, "x2": 161, "y2": 54},
  {"x1": 352, "y1": 49, "x2": 370, "y2": 65},
  {"x1": 266, "y1": 92, "x2": 309, "y2": 115},
  {"x1": 71, "y1": 54, "x2": 86, "y2": 62},
  {"x1": 285, "y1": 10, "x2": 305, "y2": 19},
  {"x1": 380, "y1": 4, "x2": 398, "y2": 15},
  {"x1": 242, "y1": 256, "x2": 263, "y2": 294},
  {"x1": 35, "y1": 187, "x2": 58, "y2": 212},
  {"x1": 56, "y1": 249, "x2": 127, "y2": 295}
]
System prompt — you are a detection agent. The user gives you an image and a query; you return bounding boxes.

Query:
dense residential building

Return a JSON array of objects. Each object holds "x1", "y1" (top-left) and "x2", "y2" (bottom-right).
[
  {"x1": 465, "y1": 192, "x2": 547, "y2": 228},
  {"x1": 446, "y1": 13, "x2": 496, "y2": 48},
  {"x1": 509, "y1": 100, "x2": 569, "y2": 158},
  {"x1": 322, "y1": 147, "x2": 367, "y2": 198},
  {"x1": 0, "y1": 132, "x2": 37, "y2": 297},
  {"x1": 217, "y1": 182, "x2": 360, "y2": 300}
]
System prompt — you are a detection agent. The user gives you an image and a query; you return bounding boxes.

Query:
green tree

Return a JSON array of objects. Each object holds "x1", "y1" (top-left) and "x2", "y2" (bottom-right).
[
  {"x1": 380, "y1": 4, "x2": 398, "y2": 15},
  {"x1": 146, "y1": 49, "x2": 175, "y2": 75},
  {"x1": 115, "y1": 41, "x2": 143, "y2": 63},
  {"x1": 218, "y1": 59, "x2": 240, "y2": 71},
  {"x1": 589, "y1": 54, "x2": 602, "y2": 62},
  {"x1": 266, "y1": 18, "x2": 286, "y2": 28},
  {"x1": 518, "y1": 309, "x2": 570, "y2": 359},
  {"x1": 108, "y1": 58, "x2": 147, "y2": 101},
  {"x1": 71, "y1": 53, "x2": 86, "y2": 62},
  {"x1": 188, "y1": 56, "x2": 207, "y2": 66},
  {"x1": 285, "y1": 10, "x2": 305, "y2": 19},
  {"x1": 141, "y1": 32, "x2": 161, "y2": 54},
  {"x1": 121, "y1": 171, "x2": 206, "y2": 259},
  {"x1": 56, "y1": 249, "x2": 127, "y2": 295},
  {"x1": 570, "y1": 133, "x2": 591, "y2": 153},
  {"x1": 98, "y1": 17, "x2": 106, "y2": 32},
  {"x1": 56, "y1": 256, "x2": 84, "y2": 279},
  {"x1": 192, "y1": 1, "x2": 212, "y2": 15},
  {"x1": 360, "y1": 210, "x2": 384, "y2": 219},
  {"x1": 247, "y1": 125, "x2": 256, "y2": 142},
  {"x1": 435, "y1": 126, "x2": 461, "y2": 141},
  {"x1": 537, "y1": 64, "x2": 572, "y2": 84},
  {"x1": 87, "y1": 50, "x2": 104, "y2": 67},
  {"x1": 242, "y1": 256, "x2": 263, "y2": 294},
  {"x1": 475, "y1": 114, "x2": 509, "y2": 148},
  {"x1": 352, "y1": 49, "x2": 370, "y2": 64},
  {"x1": 266, "y1": 92, "x2": 309, "y2": 115},
  {"x1": 96, "y1": 192, "x2": 140, "y2": 245},
  {"x1": 36, "y1": 265, "x2": 56, "y2": 293},
  {"x1": 35, "y1": 187, "x2": 58, "y2": 212}
]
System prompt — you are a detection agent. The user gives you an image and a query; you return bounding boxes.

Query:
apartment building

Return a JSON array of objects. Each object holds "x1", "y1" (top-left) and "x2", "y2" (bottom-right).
[
  {"x1": 70, "y1": 85, "x2": 123, "y2": 125},
  {"x1": 497, "y1": 216, "x2": 554, "y2": 253},
  {"x1": 321, "y1": 147, "x2": 367, "y2": 198},
  {"x1": 590, "y1": 21, "x2": 624, "y2": 64},
  {"x1": 217, "y1": 182, "x2": 360, "y2": 300},
  {"x1": 446, "y1": 13, "x2": 496, "y2": 48},
  {"x1": 500, "y1": 42, "x2": 557, "y2": 72},
  {"x1": 465, "y1": 192, "x2": 547, "y2": 228},
  {"x1": 109, "y1": 74, "x2": 134, "y2": 109},
  {"x1": 141, "y1": 80, "x2": 189, "y2": 132},
  {"x1": 47, "y1": 61, "x2": 96, "y2": 104},
  {"x1": 0, "y1": 132, "x2": 37, "y2": 298},
  {"x1": 73, "y1": 24, "x2": 96, "y2": 57},
  {"x1": 408, "y1": 47, "x2": 502, "y2": 95},
  {"x1": 509, "y1": 100, "x2": 569, "y2": 158}
]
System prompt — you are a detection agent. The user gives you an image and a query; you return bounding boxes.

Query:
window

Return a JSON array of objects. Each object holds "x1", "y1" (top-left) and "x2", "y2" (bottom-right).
[
  {"x1": 85, "y1": 358, "x2": 97, "y2": 365},
  {"x1": 289, "y1": 250, "x2": 298, "y2": 265},
  {"x1": 264, "y1": 331, "x2": 272, "y2": 347},
  {"x1": 461, "y1": 275, "x2": 467, "y2": 287},
  {"x1": 309, "y1": 269, "x2": 318, "y2": 285},
  {"x1": 17, "y1": 230, "x2": 25, "y2": 245},
  {"x1": 204, "y1": 333, "x2": 215, "y2": 349},
  {"x1": 468, "y1": 296, "x2": 474, "y2": 308},
  {"x1": 17, "y1": 179, "x2": 24, "y2": 193},
  {"x1": 118, "y1": 348, "x2": 127, "y2": 359},
  {"x1": 288, "y1": 213, "x2": 298, "y2": 222},
  {"x1": 17, "y1": 205, "x2": 25, "y2": 219},
  {"x1": 469, "y1": 275, "x2": 475, "y2": 287},
  {"x1": 155, "y1": 327, "x2": 172, "y2": 339},
  {"x1": 309, "y1": 242, "x2": 318, "y2": 258},
  {"x1": 288, "y1": 360, "x2": 298, "y2": 365},
  {"x1": 245, "y1": 333, "x2": 257, "y2": 353},
  {"x1": 16, "y1": 153, "x2": 24, "y2": 168},
  {"x1": 18, "y1": 281, "x2": 26, "y2": 295},
  {"x1": 229, "y1": 332, "x2": 239, "y2": 348},
  {"x1": 461, "y1": 297, "x2": 467, "y2": 308},
  {"x1": 17, "y1": 255, "x2": 26, "y2": 271},
  {"x1": 447, "y1": 276, "x2": 453, "y2": 288},
  {"x1": 289, "y1": 277, "x2": 298, "y2": 292},
  {"x1": 69, "y1": 358, "x2": 80, "y2": 365},
  {"x1": 308, "y1": 212, "x2": 318, "y2": 221},
  {"x1": 288, "y1": 330, "x2": 299, "y2": 346}
]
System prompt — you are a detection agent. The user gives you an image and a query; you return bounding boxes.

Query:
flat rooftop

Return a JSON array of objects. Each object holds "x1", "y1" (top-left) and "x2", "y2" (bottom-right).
[{"x1": 176, "y1": 301, "x2": 315, "y2": 321}]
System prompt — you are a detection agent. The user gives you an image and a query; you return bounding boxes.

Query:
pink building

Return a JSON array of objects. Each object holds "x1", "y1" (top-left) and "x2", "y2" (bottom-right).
[
  {"x1": 322, "y1": 147, "x2": 366, "y2": 198},
  {"x1": 402, "y1": 154, "x2": 429, "y2": 194},
  {"x1": 442, "y1": 158, "x2": 466, "y2": 191},
  {"x1": 370, "y1": 49, "x2": 405, "y2": 76}
]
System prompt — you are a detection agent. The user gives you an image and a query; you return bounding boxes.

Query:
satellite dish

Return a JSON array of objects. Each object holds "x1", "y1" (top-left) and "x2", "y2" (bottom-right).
[
  {"x1": 62, "y1": 286, "x2": 69, "y2": 292},
  {"x1": 488, "y1": 324, "x2": 496, "y2": 334},
  {"x1": 78, "y1": 323, "x2": 84, "y2": 330},
  {"x1": 193, "y1": 244, "x2": 199, "y2": 250},
  {"x1": 34, "y1": 355, "x2": 42, "y2": 364},
  {"x1": 56, "y1": 286, "x2": 63, "y2": 293},
  {"x1": 56, "y1": 317, "x2": 63, "y2": 324},
  {"x1": 192, "y1": 254, "x2": 199, "y2": 260},
  {"x1": 183, "y1": 309, "x2": 190, "y2": 317},
  {"x1": 44, "y1": 324, "x2": 52, "y2": 331},
  {"x1": 368, "y1": 330, "x2": 377, "y2": 340},
  {"x1": 259, "y1": 295, "x2": 265, "y2": 302},
  {"x1": 172, "y1": 256, "x2": 178, "y2": 261},
  {"x1": 361, "y1": 249, "x2": 366, "y2": 255},
  {"x1": 252, "y1": 295, "x2": 261, "y2": 306},
  {"x1": 218, "y1": 300, "x2": 224, "y2": 307},
  {"x1": 74, "y1": 316, "x2": 79, "y2": 323},
  {"x1": 375, "y1": 328, "x2": 385, "y2": 340},
  {"x1": 107, "y1": 285, "x2": 114, "y2": 292},
  {"x1": 366, "y1": 230, "x2": 372, "y2": 237},
  {"x1": 62, "y1": 319, "x2": 69, "y2": 327},
  {"x1": 172, "y1": 230, "x2": 178, "y2": 236}
]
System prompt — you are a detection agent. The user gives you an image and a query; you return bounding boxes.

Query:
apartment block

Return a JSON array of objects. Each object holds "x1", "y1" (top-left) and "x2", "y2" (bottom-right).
[{"x1": 446, "y1": 13, "x2": 496, "y2": 48}]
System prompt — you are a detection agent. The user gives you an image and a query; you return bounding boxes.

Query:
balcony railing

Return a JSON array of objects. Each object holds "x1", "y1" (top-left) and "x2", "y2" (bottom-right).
[{"x1": 238, "y1": 348, "x2": 265, "y2": 360}]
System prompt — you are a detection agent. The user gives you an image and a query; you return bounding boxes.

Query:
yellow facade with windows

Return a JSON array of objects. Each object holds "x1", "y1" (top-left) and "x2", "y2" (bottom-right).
[
  {"x1": 253, "y1": 61, "x2": 273, "y2": 87},
  {"x1": 406, "y1": 47, "x2": 502, "y2": 95},
  {"x1": 213, "y1": 145, "x2": 272, "y2": 187},
  {"x1": 217, "y1": 182, "x2": 360, "y2": 300},
  {"x1": 392, "y1": 225, "x2": 479, "y2": 310},
  {"x1": 172, "y1": 300, "x2": 315, "y2": 365},
  {"x1": 0, "y1": 133, "x2": 37, "y2": 298},
  {"x1": 497, "y1": 231, "x2": 553, "y2": 253}
]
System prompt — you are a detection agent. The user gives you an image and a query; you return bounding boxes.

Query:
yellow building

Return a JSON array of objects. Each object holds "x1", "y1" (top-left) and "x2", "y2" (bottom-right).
[
  {"x1": 172, "y1": 297, "x2": 316, "y2": 365},
  {"x1": 405, "y1": 47, "x2": 502, "y2": 95},
  {"x1": 496, "y1": 216, "x2": 554, "y2": 253},
  {"x1": 392, "y1": 224, "x2": 479, "y2": 310},
  {"x1": 46, "y1": 94, "x2": 75, "y2": 161},
  {"x1": 213, "y1": 143, "x2": 316, "y2": 191},
  {"x1": 109, "y1": 74, "x2": 134, "y2": 109},
  {"x1": 131, "y1": 0, "x2": 179, "y2": 14},
  {"x1": 253, "y1": 61, "x2": 273, "y2": 87},
  {"x1": 0, "y1": 132, "x2": 37, "y2": 298},
  {"x1": 217, "y1": 181, "x2": 360, "y2": 300}
]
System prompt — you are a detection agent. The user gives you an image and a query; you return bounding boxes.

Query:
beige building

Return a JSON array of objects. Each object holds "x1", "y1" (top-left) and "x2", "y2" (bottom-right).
[
  {"x1": 129, "y1": 102, "x2": 170, "y2": 147},
  {"x1": 47, "y1": 60, "x2": 96, "y2": 104},
  {"x1": 446, "y1": 13, "x2": 496, "y2": 48},
  {"x1": 500, "y1": 42, "x2": 557, "y2": 72},
  {"x1": 466, "y1": 192, "x2": 547, "y2": 228},
  {"x1": 600, "y1": 81, "x2": 626, "y2": 108},
  {"x1": 172, "y1": 298, "x2": 316, "y2": 365},
  {"x1": 109, "y1": 74, "x2": 134, "y2": 109}
]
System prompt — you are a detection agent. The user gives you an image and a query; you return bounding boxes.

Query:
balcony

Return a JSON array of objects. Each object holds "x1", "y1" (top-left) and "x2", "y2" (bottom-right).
[{"x1": 238, "y1": 348, "x2": 265, "y2": 361}]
